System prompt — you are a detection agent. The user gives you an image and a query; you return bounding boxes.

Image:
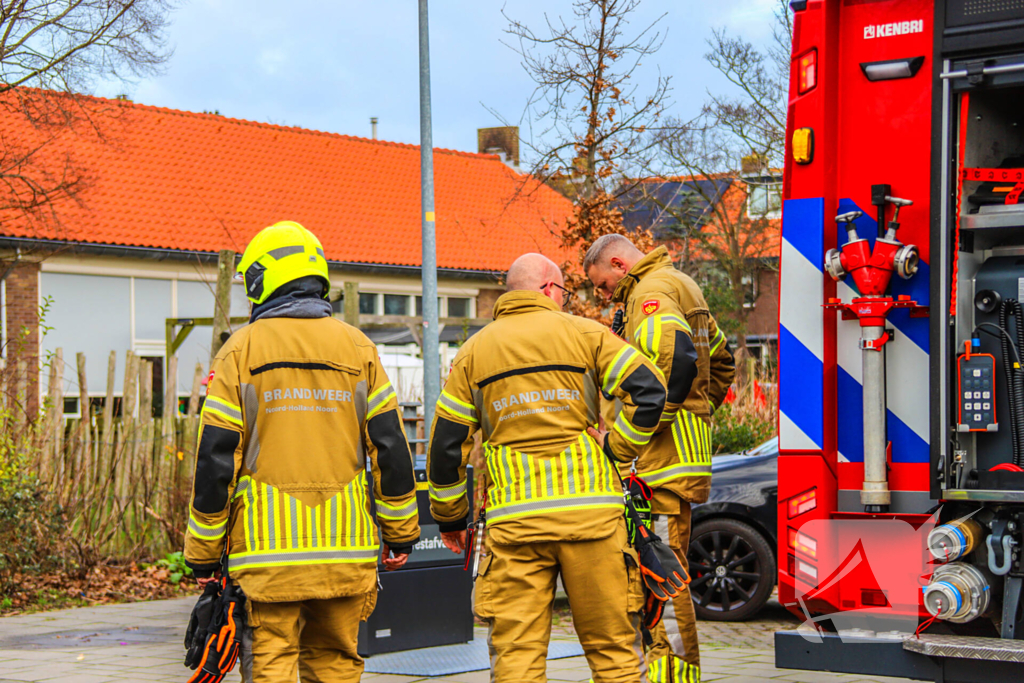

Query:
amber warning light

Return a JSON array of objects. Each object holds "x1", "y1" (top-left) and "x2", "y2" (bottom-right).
[
  {"x1": 792, "y1": 128, "x2": 814, "y2": 165},
  {"x1": 798, "y1": 50, "x2": 817, "y2": 94}
]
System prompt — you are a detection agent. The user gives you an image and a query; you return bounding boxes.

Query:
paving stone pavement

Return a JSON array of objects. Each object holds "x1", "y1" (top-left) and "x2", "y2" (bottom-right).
[{"x1": 0, "y1": 597, "x2": 919, "y2": 682}]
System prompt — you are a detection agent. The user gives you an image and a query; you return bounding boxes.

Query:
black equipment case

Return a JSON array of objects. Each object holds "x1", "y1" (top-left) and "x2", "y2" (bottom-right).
[{"x1": 357, "y1": 461, "x2": 474, "y2": 656}]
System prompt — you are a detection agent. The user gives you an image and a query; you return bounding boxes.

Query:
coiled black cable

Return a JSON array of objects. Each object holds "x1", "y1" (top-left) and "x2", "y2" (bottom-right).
[{"x1": 999, "y1": 300, "x2": 1024, "y2": 467}]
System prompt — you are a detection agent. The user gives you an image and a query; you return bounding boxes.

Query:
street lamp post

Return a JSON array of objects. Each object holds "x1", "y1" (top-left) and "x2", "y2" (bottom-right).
[{"x1": 418, "y1": 0, "x2": 440, "y2": 440}]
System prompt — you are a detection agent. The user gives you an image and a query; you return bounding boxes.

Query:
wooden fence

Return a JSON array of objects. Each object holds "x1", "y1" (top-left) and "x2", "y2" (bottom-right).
[{"x1": 32, "y1": 349, "x2": 206, "y2": 559}]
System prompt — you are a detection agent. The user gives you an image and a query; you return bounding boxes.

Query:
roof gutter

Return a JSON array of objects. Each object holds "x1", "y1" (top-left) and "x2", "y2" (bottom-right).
[{"x1": 0, "y1": 236, "x2": 504, "y2": 281}]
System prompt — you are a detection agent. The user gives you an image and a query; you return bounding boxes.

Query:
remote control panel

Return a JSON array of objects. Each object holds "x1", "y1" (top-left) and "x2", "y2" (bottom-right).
[{"x1": 957, "y1": 353, "x2": 998, "y2": 433}]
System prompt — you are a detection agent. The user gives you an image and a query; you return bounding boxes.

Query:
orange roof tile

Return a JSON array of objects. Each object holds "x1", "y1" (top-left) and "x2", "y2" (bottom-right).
[{"x1": 0, "y1": 93, "x2": 572, "y2": 272}]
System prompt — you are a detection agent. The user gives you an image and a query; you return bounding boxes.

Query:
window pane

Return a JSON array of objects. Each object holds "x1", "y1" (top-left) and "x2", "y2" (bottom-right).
[
  {"x1": 384, "y1": 294, "x2": 409, "y2": 315},
  {"x1": 359, "y1": 293, "x2": 377, "y2": 314},
  {"x1": 750, "y1": 186, "x2": 767, "y2": 214},
  {"x1": 42, "y1": 272, "x2": 131, "y2": 395},
  {"x1": 447, "y1": 297, "x2": 470, "y2": 317}
]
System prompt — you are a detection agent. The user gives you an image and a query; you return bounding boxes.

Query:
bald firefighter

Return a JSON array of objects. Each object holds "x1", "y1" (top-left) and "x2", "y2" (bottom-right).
[
  {"x1": 427, "y1": 253, "x2": 666, "y2": 683},
  {"x1": 183, "y1": 221, "x2": 419, "y2": 682},
  {"x1": 585, "y1": 235, "x2": 736, "y2": 683}
]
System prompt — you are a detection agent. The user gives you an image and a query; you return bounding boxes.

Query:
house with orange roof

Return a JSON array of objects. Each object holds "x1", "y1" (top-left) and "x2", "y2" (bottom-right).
[
  {"x1": 0, "y1": 94, "x2": 572, "y2": 410},
  {"x1": 617, "y1": 166, "x2": 781, "y2": 358}
]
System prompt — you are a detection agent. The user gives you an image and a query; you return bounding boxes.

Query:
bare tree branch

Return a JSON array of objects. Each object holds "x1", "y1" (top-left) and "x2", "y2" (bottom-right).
[
  {"x1": 502, "y1": 0, "x2": 670, "y2": 200},
  {"x1": 648, "y1": 1, "x2": 789, "y2": 354},
  {"x1": 0, "y1": 1, "x2": 173, "y2": 239}
]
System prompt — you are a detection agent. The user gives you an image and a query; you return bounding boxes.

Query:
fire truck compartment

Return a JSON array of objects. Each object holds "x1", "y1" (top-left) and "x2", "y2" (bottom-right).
[{"x1": 958, "y1": 80, "x2": 1024, "y2": 246}]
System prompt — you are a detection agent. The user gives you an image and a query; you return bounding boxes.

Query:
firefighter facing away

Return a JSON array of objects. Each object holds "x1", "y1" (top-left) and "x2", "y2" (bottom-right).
[
  {"x1": 183, "y1": 221, "x2": 420, "y2": 682},
  {"x1": 428, "y1": 253, "x2": 667, "y2": 683},
  {"x1": 585, "y1": 235, "x2": 736, "y2": 683}
]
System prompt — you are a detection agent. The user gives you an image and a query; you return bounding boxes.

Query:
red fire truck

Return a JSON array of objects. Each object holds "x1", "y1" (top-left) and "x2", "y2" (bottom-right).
[{"x1": 775, "y1": 1, "x2": 1024, "y2": 680}]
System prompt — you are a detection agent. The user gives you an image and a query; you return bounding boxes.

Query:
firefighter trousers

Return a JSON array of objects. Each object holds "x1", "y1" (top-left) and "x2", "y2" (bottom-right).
[
  {"x1": 240, "y1": 591, "x2": 376, "y2": 683},
  {"x1": 474, "y1": 521, "x2": 646, "y2": 683},
  {"x1": 645, "y1": 505, "x2": 701, "y2": 683}
]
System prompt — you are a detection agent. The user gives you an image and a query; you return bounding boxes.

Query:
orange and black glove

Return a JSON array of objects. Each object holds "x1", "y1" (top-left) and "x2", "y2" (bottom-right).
[
  {"x1": 186, "y1": 582, "x2": 246, "y2": 683},
  {"x1": 622, "y1": 499, "x2": 689, "y2": 630},
  {"x1": 634, "y1": 522, "x2": 690, "y2": 600},
  {"x1": 184, "y1": 582, "x2": 220, "y2": 669}
]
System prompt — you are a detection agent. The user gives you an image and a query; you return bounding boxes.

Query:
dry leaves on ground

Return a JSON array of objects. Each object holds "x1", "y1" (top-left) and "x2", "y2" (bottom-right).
[{"x1": 1, "y1": 563, "x2": 196, "y2": 616}]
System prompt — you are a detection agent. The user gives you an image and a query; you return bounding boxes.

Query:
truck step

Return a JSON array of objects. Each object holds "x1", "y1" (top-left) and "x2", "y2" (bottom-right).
[{"x1": 904, "y1": 634, "x2": 1024, "y2": 663}]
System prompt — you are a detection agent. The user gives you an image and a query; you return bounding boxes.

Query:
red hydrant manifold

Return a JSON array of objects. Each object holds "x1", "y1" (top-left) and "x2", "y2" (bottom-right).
[{"x1": 822, "y1": 198, "x2": 928, "y2": 512}]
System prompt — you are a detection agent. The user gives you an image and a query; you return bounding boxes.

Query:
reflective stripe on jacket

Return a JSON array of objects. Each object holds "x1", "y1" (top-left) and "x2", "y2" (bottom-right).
[
  {"x1": 484, "y1": 432, "x2": 623, "y2": 525},
  {"x1": 183, "y1": 316, "x2": 419, "y2": 603},
  {"x1": 611, "y1": 246, "x2": 736, "y2": 504},
  {"x1": 426, "y1": 291, "x2": 667, "y2": 545}
]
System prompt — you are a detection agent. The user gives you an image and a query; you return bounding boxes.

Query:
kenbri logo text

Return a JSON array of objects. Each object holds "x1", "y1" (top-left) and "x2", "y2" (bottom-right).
[{"x1": 864, "y1": 20, "x2": 923, "y2": 39}]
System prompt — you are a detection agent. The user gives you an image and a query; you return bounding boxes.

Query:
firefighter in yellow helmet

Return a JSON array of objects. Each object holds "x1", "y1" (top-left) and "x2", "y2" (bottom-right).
[
  {"x1": 428, "y1": 253, "x2": 667, "y2": 683},
  {"x1": 585, "y1": 234, "x2": 736, "y2": 683},
  {"x1": 183, "y1": 221, "x2": 420, "y2": 682}
]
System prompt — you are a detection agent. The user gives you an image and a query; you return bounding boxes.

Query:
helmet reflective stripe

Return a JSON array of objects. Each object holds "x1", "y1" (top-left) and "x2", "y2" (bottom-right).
[
  {"x1": 237, "y1": 221, "x2": 330, "y2": 304},
  {"x1": 266, "y1": 245, "x2": 305, "y2": 259}
]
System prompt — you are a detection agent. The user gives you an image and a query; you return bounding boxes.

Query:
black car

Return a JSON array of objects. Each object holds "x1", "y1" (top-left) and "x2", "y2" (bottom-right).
[{"x1": 687, "y1": 437, "x2": 778, "y2": 621}]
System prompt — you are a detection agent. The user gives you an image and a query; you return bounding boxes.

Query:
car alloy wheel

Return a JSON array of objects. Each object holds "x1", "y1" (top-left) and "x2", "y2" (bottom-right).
[{"x1": 687, "y1": 517, "x2": 776, "y2": 621}]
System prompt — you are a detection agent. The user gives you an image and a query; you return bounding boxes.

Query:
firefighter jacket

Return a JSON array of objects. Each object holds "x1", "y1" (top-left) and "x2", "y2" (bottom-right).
[
  {"x1": 183, "y1": 316, "x2": 420, "y2": 603},
  {"x1": 610, "y1": 246, "x2": 736, "y2": 505},
  {"x1": 426, "y1": 291, "x2": 667, "y2": 546}
]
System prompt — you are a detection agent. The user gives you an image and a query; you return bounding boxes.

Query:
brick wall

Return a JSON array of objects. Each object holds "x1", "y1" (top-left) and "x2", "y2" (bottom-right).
[
  {"x1": 476, "y1": 288, "x2": 503, "y2": 320},
  {"x1": 4, "y1": 261, "x2": 41, "y2": 413},
  {"x1": 744, "y1": 268, "x2": 780, "y2": 339}
]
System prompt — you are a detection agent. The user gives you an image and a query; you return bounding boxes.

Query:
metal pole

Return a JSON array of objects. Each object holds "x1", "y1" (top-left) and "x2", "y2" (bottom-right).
[
  {"x1": 419, "y1": 0, "x2": 440, "y2": 441},
  {"x1": 860, "y1": 323, "x2": 891, "y2": 512}
]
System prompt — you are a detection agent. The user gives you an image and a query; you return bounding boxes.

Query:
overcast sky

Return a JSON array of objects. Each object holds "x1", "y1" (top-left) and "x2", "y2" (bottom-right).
[{"x1": 98, "y1": 0, "x2": 780, "y2": 159}]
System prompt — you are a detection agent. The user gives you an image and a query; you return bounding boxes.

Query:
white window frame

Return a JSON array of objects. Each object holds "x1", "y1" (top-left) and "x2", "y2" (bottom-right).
[
  {"x1": 445, "y1": 295, "x2": 475, "y2": 319},
  {"x1": 747, "y1": 181, "x2": 782, "y2": 220},
  {"x1": 742, "y1": 274, "x2": 757, "y2": 309},
  {"x1": 359, "y1": 292, "x2": 382, "y2": 315}
]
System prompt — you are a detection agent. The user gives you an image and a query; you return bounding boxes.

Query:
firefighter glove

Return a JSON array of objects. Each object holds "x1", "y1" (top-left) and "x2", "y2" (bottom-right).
[
  {"x1": 611, "y1": 309, "x2": 625, "y2": 337},
  {"x1": 184, "y1": 582, "x2": 220, "y2": 669},
  {"x1": 186, "y1": 582, "x2": 246, "y2": 683},
  {"x1": 624, "y1": 474, "x2": 653, "y2": 545},
  {"x1": 634, "y1": 523, "x2": 689, "y2": 600},
  {"x1": 643, "y1": 590, "x2": 667, "y2": 631}
]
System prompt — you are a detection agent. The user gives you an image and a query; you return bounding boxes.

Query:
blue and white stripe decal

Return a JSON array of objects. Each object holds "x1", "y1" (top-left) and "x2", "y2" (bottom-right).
[
  {"x1": 779, "y1": 198, "x2": 825, "y2": 451},
  {"x1": 834, "y1": 199, "x2": 930, "y2": 464}
]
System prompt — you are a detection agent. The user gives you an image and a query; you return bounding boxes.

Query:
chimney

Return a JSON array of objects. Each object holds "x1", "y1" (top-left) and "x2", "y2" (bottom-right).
[
  {"x1": 477, "y1": 126, "x2": 519, "y2": 168},
  {"x1": 371, "y1": 117, "x2": 378, "y2": 140},
  {"x1": 740, "y1": 153, "x2": 767, "y2": 177}
]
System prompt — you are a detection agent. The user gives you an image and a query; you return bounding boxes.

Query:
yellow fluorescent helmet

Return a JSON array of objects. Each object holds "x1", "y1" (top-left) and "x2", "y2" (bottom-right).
[{"x1": 237, "y1": 221, "x2": 330, "y2": 304}]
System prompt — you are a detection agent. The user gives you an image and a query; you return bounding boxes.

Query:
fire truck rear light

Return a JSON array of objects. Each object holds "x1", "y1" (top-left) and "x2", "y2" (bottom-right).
[
  {"x1": 788, "y1": 527, "x2": 818, "y2": 558},
  {"x1": 861, "y1": 589, "x2": 889, "y2": 607},
  {"x1": 860, "y1": 56, "x2": 925, "y2": 82},
  {"x1": 788, "y1": 488, "x2": 817, "y2": 518},
  {"x1": 788, "y1": 553, "x2": 818, "y2": 582},
  {"x1": 798, "y1": 50, "x2": 817, "y2": 94},
  {"x1": 792, "y1": 127, "x2": 814, "y2": 164}
]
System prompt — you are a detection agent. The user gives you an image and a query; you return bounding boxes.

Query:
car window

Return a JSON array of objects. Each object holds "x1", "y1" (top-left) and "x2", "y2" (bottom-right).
[{"x1": 746, "y1": 437, "x2": 779, "y2": 457}]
